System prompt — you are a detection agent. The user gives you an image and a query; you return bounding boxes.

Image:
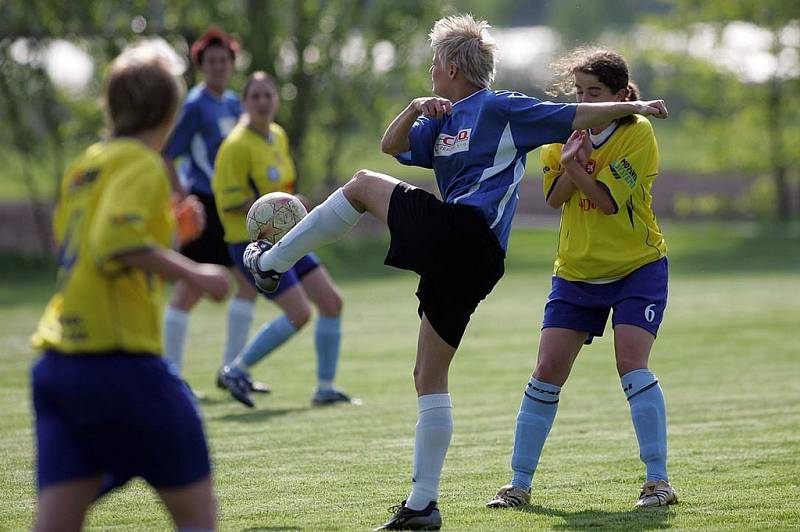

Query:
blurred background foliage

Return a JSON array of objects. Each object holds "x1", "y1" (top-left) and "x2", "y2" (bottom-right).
[{"x1": 0, "y1": 0, "x2": 798, "y2": 235}]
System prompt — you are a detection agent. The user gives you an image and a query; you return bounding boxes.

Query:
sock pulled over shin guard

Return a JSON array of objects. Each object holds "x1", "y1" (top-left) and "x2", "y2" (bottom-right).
[
  {"x1": 259, "y1": 188, "x2": 362, "y2": 273},
  {"x1": 234, "y1": 315, "x2": 298, "y2": 369},
  {"x1": 621, "y1": 368, "x2": 668, "y2": 482},
  {"x1": 406, "y1": 394, "x2": 453, "y2": 511},
  {"x1": 315, "y1": 316, "x2": 341, "y2": 389},
  {"x1": 510, "y1": 377, "x2": 561, "y2": 492}
]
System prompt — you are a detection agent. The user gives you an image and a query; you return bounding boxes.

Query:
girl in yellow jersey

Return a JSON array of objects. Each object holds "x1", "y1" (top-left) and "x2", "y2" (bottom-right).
[
  {"x1": 212, "y1": 72, "x2": 352, "y2": 408},
  {"x1": 489, "y1": 48, "x2": 677, "y2": 509},
  {"x1": 30, "y1": 43, "x2": 230, "y2": 530}
]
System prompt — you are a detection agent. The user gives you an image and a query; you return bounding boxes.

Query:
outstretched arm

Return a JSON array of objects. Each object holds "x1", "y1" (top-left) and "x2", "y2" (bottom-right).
[
  {"x1": 116, "y1": 248, "x2": 230, "y2": 301},
  {"x1": 381, "y1": 97, "x2": 452, "y2": 155},
  {"x1": 572, "y1": 100, "x2": 668, "y2": 130}
]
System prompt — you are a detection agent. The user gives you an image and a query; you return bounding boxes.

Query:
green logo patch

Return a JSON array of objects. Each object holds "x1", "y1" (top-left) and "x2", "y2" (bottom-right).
[{"x1": 610, "y1": 158, "x2": 637, "y2": 189}]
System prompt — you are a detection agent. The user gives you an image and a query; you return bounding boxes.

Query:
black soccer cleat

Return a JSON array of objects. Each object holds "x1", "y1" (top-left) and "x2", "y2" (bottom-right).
[
  {"x1": 311, "y1": 388, "x2": 357, "y2": 406},
  {"x1": 217, "y1": 370, "x2": 271, "y2": 394},
  {"x1": 374, "y1": 500, "x2": 441, "y2": 531}
]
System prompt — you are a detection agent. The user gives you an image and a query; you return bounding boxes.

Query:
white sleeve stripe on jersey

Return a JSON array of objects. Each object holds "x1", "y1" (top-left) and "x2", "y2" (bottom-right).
[
  {"x1": 491, "y1": 157, "x2": 525, "y2": 229},
  {"x1": 451, "y1": 122, "x2": 517, "y2": 204},
  {"x1": 190, "y1": 132, "x2": 215, "y2": 180}
]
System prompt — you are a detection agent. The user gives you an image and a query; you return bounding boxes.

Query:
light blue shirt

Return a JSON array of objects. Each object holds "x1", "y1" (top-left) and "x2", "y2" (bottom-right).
[{"x1": 164, "y1": 84, "x2": 242, "y2": 196}]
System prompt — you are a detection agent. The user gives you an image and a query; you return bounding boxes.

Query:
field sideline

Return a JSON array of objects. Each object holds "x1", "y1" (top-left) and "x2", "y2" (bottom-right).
[{"x1": 1, "y1": 223, "x2": 798, "y2": 530}]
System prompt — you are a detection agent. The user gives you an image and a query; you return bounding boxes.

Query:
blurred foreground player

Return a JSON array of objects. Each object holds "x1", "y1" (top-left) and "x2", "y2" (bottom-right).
[{"x1": 30, "y1": 41, "x2": 229, "y2": 531}]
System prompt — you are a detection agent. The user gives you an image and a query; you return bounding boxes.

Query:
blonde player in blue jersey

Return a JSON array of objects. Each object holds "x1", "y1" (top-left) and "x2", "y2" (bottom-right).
[
  {"x1": 487, "y1": 47, "x2": 677, "y2": 510},
  {"x1": 30, "y1": 43, "x2": 230, "y2": 531},
  {"x1": 239, "y1": 16, "x2": 667, "y2": 530},
  {"x1": 212, "y1": 72, "x2": 352, "y2": 407}
]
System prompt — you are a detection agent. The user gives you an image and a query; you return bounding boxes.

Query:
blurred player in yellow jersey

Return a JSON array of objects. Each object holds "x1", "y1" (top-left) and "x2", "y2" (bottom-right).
[
  {"x1": 30, "y1": 42, "x2": 229, "y2": 531},
  {"x1": 488, "y1": 48, "x2": 677, "y2": 510},
  {"x1": 213, "y1": 72, "x2": 353, "y2": 408}
]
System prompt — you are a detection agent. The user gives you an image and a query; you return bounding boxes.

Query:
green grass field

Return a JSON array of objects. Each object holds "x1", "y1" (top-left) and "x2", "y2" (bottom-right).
[{"x1": 1, "y1": 223, "x2": 799, "y2": 530}]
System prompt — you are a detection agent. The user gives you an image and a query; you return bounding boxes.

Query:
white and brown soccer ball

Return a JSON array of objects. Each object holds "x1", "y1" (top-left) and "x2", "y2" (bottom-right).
[{"x1": 246, "y1": 192, "x2": 307, "y2": 243}]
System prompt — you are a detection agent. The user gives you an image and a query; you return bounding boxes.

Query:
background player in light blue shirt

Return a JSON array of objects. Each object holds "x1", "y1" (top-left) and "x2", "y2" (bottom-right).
[{"x1": 241, "y1": 14, "x2": 668, "y2": 530}]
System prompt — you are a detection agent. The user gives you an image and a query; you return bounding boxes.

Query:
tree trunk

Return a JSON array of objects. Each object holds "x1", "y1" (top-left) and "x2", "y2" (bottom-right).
[
  {"x1": 767, "y1": 76, "x2": 790, "y2": 220},
  {"x1": 286, "y1": 0, "x2": 315, "y2": 192},
  {"x1": 0, "y1": 61, "x2": 52, "y2": 253}
]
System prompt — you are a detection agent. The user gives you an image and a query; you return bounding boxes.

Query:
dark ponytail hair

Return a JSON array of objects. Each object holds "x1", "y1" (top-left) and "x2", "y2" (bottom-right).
[
  {"x1": 626, "y1": 81, "x2": 640, "y2": 101},
  {"x1": 549, "y1": 47, "x2": 639, "y2": 125}
]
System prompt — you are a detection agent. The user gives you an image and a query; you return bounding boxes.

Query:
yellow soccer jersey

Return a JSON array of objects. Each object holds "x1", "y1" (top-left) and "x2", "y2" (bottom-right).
[
  {"x1": 541, "y1": 115, "x2": 667, "y2": 281},
  {"x1": 213, "y1": 123, "x2": 296, "y2": 243},
  {"x1": 32, "y1": 139, "x2": 175, "y2": 355}
]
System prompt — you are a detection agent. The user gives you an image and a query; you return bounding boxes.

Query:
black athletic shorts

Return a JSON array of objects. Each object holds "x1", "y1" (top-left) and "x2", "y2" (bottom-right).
[
  {"x1": 180, "y1": 193, "x2": 234, "y2": 267},
  {"x1": 385, "y1": 182, "x2": 505, "y2": 349}
]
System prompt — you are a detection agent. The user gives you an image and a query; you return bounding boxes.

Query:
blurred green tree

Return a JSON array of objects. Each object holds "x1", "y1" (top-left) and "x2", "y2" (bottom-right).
[
  {"x1": 649, "y1": 0, "x2": 800, "y2": 220},
  {"x1": 0, "y1": 0, "x2": 439, "y2": 210}
]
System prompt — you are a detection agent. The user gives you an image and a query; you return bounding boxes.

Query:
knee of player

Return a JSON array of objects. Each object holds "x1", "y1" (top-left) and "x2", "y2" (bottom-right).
[
  {"x1": 615, "y1": 352, "x2": 649, "y2": 377},
  {"x1": 319, "y1": 290, "x2": 343, "y2": 317},
  {"x1": 342, "y1": 170, "x2": 374, "y2": 211},
  {"x1": 286, "y1": 307, "x2": 312, "y2": 329},
  {"x1": 345, "y1": 169, "x2": 376, "y2": 193},
  {"x1": 533, "y1": 360, "x2": 566, "y2": 385},
  {"x1": 412, "y1": 364, "x2": 423, "y2": 387}
]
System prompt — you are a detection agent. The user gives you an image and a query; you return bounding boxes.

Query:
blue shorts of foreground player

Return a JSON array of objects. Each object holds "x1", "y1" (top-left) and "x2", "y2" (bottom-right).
[
  {"x1": 543, "y1": 257, "x2": 668, "y2": 343},
  {"x1": 32, "y1": 350, "x2": 211, "y2": 493},
  {"x1": 228, "y1": 242, "x2": 320, "y2": 299}
]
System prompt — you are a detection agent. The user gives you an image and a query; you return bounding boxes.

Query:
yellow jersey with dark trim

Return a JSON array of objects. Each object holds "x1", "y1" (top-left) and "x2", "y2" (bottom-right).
[
  {"x1": 212, "y1": 122, "x2": 296, "y2": 243},
  {"x1": 32, "y1": 139, "x2": 175, "y2": 354},
  {"x1": 540, "y1": 115, "x2": 667, "y2": 281}
]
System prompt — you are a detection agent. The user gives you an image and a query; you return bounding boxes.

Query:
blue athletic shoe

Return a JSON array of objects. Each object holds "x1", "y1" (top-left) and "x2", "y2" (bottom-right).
[{"x1": 221, "y1": 366, "x2": 255, "y2": 408}]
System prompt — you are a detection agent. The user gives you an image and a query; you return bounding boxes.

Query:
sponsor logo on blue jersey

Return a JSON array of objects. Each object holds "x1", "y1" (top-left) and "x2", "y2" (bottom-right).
[{"x1": 434, "y1": 128, "x2": 472, "y2": 156}]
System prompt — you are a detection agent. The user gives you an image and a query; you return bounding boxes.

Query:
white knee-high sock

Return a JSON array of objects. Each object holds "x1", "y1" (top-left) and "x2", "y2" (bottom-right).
[
  {"x1": 163, "y1": 307, "x2": 189, "y2": 375},
  {"x1": 406, "y1": 394, "x2": 453, "y2": 510},
  {"x1": 259, "y1": 188, "x2": 362, "y2": 273},
  {"x1": 223, "y1": 298, "x2": 255, "y2": 366}
]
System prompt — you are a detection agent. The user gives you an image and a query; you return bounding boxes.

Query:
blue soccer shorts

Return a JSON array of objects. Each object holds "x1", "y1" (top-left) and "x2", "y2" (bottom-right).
[
  {"x1": 228, "y1": 242, "x2": 320, "y2": 300},
  {"x1": 542, "y1": 257, "x2": 668, "y2": 343},
  {"x1": 32, "y1": 350, "x2": 211, "y2": 493}
]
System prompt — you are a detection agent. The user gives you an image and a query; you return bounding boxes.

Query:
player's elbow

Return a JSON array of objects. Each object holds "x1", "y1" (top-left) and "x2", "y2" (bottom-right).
[
  {"x1": 599, "y1": 201, "x2": 617, "y2": 215},
  {"x1": 380, "y1": 138, "x2": 394, "y2": 155},
  {"x1": 546, "y1": 195, "x2": 564, "y2": 210},
  {"x1": 380, "y1": 137, "x2": 402, "y2": 156}
]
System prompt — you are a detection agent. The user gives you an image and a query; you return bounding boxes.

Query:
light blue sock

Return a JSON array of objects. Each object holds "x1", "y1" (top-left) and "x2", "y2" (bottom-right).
[
  {"x1": 510, "y1": 377, "x2": 560, "y2": 492},
  {"x1": 223, "y1": 298, "x2": 255, "y2": 366},
  {"x1": 163, "y1": 307, "x2": 189, "y2": 376},
  {"x1": 315, "y1": 316, "x2": 341, "y2": 390},
  {"x1": 233, "y1": 315, "x2": 298, "y2": 370},
  {"x1": 622, "y1": 368, "x2": 668, "y2": 482}
]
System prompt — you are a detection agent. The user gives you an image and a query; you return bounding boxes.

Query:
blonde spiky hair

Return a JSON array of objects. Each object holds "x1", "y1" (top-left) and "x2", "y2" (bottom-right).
[{"x1": 429, "y1": 14, "x2": 496, "y2": 89}]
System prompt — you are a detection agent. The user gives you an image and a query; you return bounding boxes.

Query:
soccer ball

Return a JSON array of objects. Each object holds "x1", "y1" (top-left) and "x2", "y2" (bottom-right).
[{"x1": 246, "y1": 192, "x2": 307, "y2": 243}]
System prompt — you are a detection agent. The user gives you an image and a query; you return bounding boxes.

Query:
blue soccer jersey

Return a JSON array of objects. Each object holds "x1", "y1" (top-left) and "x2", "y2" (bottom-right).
[
  {"x1": 396, "y1": 89, "x2": 576, "y2": 249},
  {"x1": 163, "y1": 84, "x2": 242, "y2": 196}
]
